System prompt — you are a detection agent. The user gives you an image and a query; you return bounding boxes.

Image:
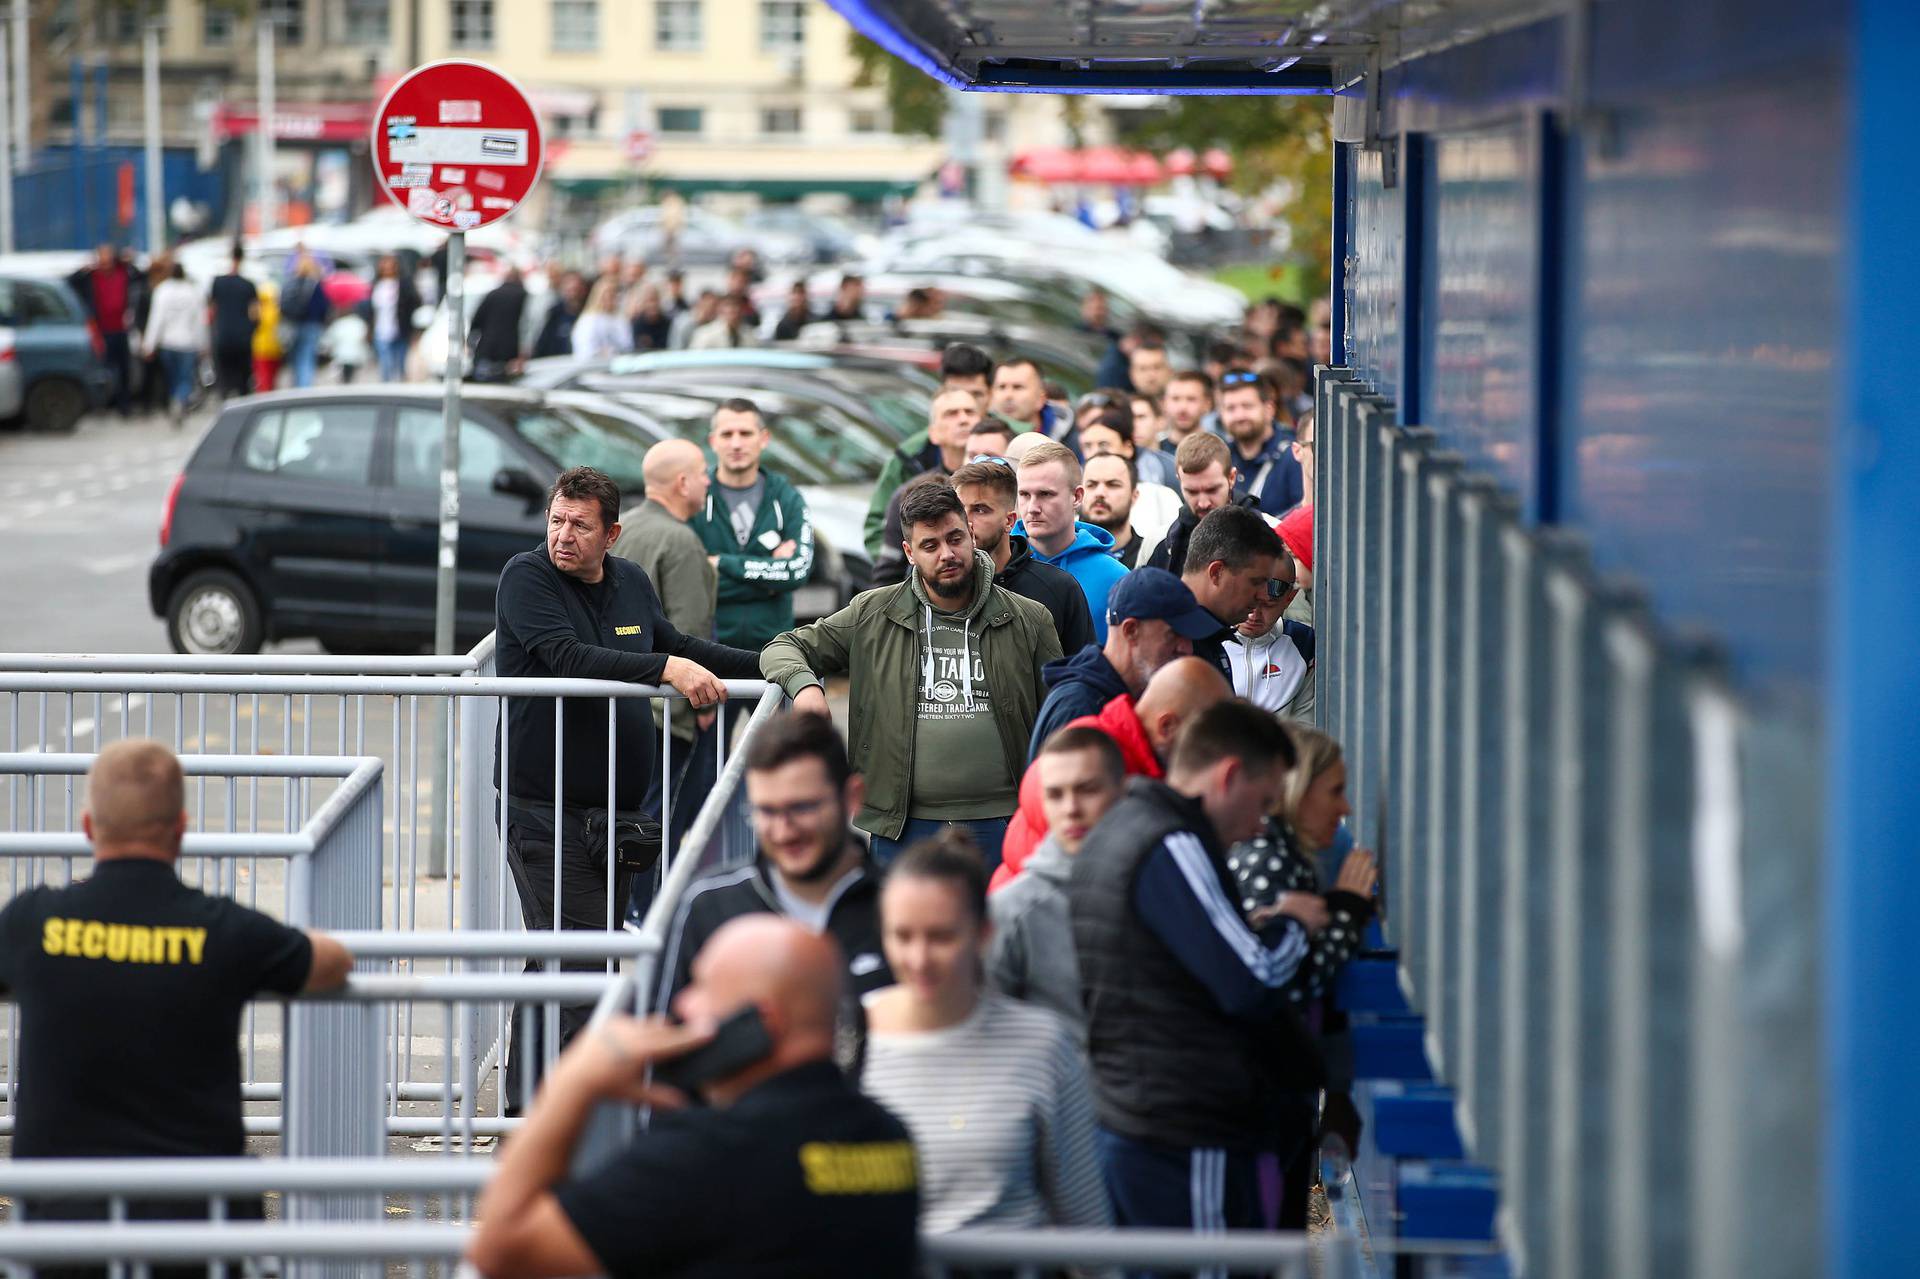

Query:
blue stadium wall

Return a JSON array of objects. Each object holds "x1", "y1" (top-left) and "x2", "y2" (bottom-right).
[{"x1": 1326, "y1": 1, "x2": 1919, "y2": 1274}]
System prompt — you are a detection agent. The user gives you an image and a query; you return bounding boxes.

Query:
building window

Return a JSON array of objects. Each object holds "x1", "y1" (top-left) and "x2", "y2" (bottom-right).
[
  {"x1": 108, "y1": 4, "x2": 141, "y2": 43},
  {"x1": 759, "y1": 0, "x2": 804, "y2": 52},
  {"x1": 849, "y1": 108, "x2": 886, "y2": 135},
  {"x1": 263, "y1": 0, "x2": 306, "y2": 44},
  {"x1": 655, "y1": 0, "x2": 701, "y2": 51},
  {"x1": 551, "y1": 0, "x2": 597, "y2": 51},
  {"x1": 449, "y1": 0, "x2": 493, "y2": 48},
  {"x1": 549, "y1": 104, "x2": 600, "y2": 139},
  {"x1": 760, "y1": 107, "x2": 802, "y2": 136},
  {"x1": 203, "y1": 4, "x2": 234, "y2": 45},
  {"x1": 343, "y1": 0, "x2": 389, "y2": 44},
  {"x1": 656, "y1": 106, "x2": 704, "y2": 135}
]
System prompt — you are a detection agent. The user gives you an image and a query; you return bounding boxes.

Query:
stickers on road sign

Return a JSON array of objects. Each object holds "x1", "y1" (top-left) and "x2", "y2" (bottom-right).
[
  {"x1": 474, "y1": 170, "x2": 505, "y2": 191},
  {"x1": 440, "y1": 167, "x2": 466, "y2": 184},
  {"x1": 407, "y1": 187, "x2": 436, "y2": 216},
  {"x1": 386, "y1": 126, "x2": 531, "y2": 168},
  {"x1": 439, "y1": 100, "x2": 482, "y2": 124},
  {"x1": 480, "y1": 197, "x2": 514, "y2": 210},
  {"x1": 390, "y1": 171, "x2": 428, "y2": 188}
]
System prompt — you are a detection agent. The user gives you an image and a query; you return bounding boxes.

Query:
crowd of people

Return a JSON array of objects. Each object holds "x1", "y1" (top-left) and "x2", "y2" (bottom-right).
[{"x1": 472, "y1": 289, "x2": 1374, "y2": 1276}]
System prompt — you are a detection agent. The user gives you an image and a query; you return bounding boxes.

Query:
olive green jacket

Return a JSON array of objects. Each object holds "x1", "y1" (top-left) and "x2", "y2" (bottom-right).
[{"x1": 759, "y1": 550, "x2": 1063, "y2": 839}]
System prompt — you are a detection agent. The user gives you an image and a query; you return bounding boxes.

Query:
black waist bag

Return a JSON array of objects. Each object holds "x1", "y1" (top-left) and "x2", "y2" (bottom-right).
[{"x1": 581, "y1": 806, "x2": 664, "y2": 878}]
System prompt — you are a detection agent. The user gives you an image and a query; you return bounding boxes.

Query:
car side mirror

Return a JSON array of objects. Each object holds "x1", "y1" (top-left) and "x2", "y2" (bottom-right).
[{"x1": 492, "y1": 467, "x2": 545, "y2": 506}]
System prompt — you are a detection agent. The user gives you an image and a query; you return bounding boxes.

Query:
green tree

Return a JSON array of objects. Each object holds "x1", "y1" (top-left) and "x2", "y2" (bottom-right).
[
  {"x1": 1114, "y1": 96, "x2": 1334, "y2": 305},
  {"x1": 847, "y1": 34, "x2": 946, "y2": 139}
]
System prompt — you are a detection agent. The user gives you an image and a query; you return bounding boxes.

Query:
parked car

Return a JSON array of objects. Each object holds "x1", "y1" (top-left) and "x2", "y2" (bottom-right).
[
  {"x1": 0, "y1": 273, "x2": 111, "y2": 431},
  {"x1": 591, "y1": 205, "x2": 812, "y2": 269},
  {"x1": 150, "y1": 385, "x2": 874, "y2": 654}
]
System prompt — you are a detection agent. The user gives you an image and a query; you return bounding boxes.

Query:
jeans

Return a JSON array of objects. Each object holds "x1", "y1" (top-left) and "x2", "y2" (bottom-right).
[
  {"x1": 159, "y1": 348, "x2": 197, "y2": 410},
  {"x1": 290, "y1": 320, "x2": 323, "y2": 387},
  {"x1": 867, "y1": 815, "x2": 1009, "y2": 878},
  {"x1": 100, "y1": 330, "x2": 132, "y2": 415},
  {"x1": 376, "y1": 335, "x2": 408, "y2": 381}
]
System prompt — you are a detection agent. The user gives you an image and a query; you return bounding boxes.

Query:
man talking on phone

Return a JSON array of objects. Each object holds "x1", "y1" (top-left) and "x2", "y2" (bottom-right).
[{"x1": 468, "y1": 915, "x2": 920, "y2": 1279}]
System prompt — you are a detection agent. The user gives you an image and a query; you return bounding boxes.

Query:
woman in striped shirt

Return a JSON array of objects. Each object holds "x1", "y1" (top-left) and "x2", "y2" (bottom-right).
[{"x1": 861, "y1": 831, "x2": 1114, "y2": 1236}]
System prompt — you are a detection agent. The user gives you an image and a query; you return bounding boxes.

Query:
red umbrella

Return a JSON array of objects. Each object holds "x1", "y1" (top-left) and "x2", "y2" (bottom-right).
[
  {"x1": 1009, "y1": 147, "x2": 1083, "y2": 182},
  {"x1": 1201, "y1": 147, "x2": 1233, "y2": 179},
  {"x1": 322, "y1": 270, "x2": 370, "y2": 309},
  {"x1": 1165, "y1": 147, "x2": 1198, "y2": 176}
]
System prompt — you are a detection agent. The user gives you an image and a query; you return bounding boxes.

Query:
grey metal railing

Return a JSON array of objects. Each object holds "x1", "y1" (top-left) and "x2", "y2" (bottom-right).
[{"x1": 1313, "y1": 366, "x2": 1823, "y2": 1279}]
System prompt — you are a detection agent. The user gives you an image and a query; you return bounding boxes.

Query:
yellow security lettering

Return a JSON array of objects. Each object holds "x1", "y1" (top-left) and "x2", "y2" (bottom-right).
[
  {"x1": 798, "y1": 1142, "x2": 917, "y2": 1195},
  {"x1": 80, "y1": 922, "x2": 106, "y2": 958},
  {"x1": 62, "y1": 919, "x2": 82, "y2": 955},
  {"x1": 105, "y1": 924, "x2": 129, "y2": 961},
  {"x1": 614, "y1": 624, "x2": 642, "y2": 636},
  {"x1": 128, "y1": 926, "x2": 152, "y2": 963},
  {"x1": 42, "y1": 918, "x2": 63, "y2": 955},
  {"x1": 182, "y1": 929, "x2": 206, "y2": 965}
]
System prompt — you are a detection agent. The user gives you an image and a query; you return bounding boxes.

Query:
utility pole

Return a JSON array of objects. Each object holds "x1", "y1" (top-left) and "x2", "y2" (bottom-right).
[
  {"x1": 141, "y1": 19, "x2": 162, "y2": 254},
  {"x1": 255, "y1": 14, "x2": 275, "y2": 234},
  {"x1": 0, "y1": 14, "x2": 14, "y2": 255},
  {"x1": 10, "y1": 0, "x2": 24, "y2": 166}
]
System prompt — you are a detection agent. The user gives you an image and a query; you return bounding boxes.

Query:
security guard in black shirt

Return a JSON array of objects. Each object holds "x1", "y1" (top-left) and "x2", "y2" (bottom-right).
[
  {"x1": 0, "y1": 740, "x2": 353, "y2": 1274},
  {"x1": 468, "y1": 916, "x2": 919, "y2": 1279}
]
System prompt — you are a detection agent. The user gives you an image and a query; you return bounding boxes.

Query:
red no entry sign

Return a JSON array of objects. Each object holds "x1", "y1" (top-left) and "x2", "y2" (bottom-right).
[{"x1": 372, "y1": 60, "x2": 545, "y2": 231}]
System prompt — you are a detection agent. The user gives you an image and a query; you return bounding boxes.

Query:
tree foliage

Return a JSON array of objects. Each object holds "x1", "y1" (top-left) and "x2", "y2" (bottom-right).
[
  {"x1": 1114, "y1": 96, "x2": 1335, "y2": 304},
  {"x1": 847, "y1": 34, "x2": 947, "y2": 140}
]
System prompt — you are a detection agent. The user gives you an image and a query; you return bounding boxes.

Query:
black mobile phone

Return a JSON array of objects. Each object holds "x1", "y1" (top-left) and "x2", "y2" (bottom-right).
[{"x1": 652, "y1": 1005, "x2": 774, "y2": 1093}]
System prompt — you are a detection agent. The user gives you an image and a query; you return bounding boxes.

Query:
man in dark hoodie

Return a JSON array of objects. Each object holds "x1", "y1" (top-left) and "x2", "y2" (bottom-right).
[
  {"x1": 951, "y1": 458, "x2": 1094, "y2": 656},
  {"x1": 1025, "y1": 567, "x2": 1219, "y2": 759},
  {"x1": 467, "y1": 267, "x2": 529, "y2": 382},
  {"x1": 1147, "y1": 431, "x2": 1270, "y2": 577}
]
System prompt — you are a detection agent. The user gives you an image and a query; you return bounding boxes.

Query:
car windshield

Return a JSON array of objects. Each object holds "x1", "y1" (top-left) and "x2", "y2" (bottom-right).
[
  {"x1": 807, "y1": 369, "x2": 931, "y2": 438},
  {"x1": 605, "y1": 389, "x2": 889, "y2": 487},
  {"x1": 501, "y1": 403, "x2": 654, "y2": 493}
]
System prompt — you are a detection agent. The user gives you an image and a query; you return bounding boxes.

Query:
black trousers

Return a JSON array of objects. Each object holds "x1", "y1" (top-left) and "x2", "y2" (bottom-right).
[
  {"x1": 212, "y1": 344, "x2": 252, "y2": 397},
  {"x1": 100, "y1": 330, "x2": 132, "y2": 416},
  {"x1": 502, "y1": 803, "x2": 632, "y2": 1110}
]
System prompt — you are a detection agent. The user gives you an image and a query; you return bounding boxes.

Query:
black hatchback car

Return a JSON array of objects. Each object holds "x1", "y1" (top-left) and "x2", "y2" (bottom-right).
[{"x1": 149, "y1": 385, "x2": 870, "y2": 654}]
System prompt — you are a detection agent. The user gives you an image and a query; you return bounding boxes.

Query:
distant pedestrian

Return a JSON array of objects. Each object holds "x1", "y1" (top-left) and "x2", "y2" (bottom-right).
[
  {"x1": 688, "y1": 293, "x2": 760, "y2": 349},
  {"x1": 1013, "y1": 441, "x2": 1131, "y2": 642},
  {"x1": 251, "y1": 281, "x2": 284, "y2": 394},
  {"x1": 532, "y1": 271, "x2": 586, "y2": 359},
  {"x1": 687, "y1": 399, "x2": 814, "y2": 652},
  {"x1": 468, "y1": 268, "x2": 529, "y2": 382},
  {"x1": 282, "y1": 252, "x2": 330, "y2": 388},
  {"x1": 367, "y1": 253, "x2": 421, "y2": 382},
  {"x1": 142, "y1": 263, "x2": 204, "y2": 425},
  {"x1": 771, "y1": 280, "x2": 814, "y2": 340},
  {"x1": 629, "y1": 284, "x2": 672, "y2": 352},
  {"x1": 69, "y1": 244, "x2": 137, "y2": 416},
  {"x1": 206, "y1": 244, "x2": 258, "y2": 397},
  {"x1": 325, "y1": 308, "x2": 370, "y2": 384},
  {"x1": 571, "y1": 279, "x2": 631, "y2": 360},
  {"x1": 134, "y1": 254, "x2": 171, "y2": 416}
]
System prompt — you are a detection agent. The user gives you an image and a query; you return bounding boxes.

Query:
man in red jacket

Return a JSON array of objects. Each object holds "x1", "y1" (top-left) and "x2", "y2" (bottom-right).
[{"x1": 992, "y1": 656, "x2": 1228, "y2": 891}]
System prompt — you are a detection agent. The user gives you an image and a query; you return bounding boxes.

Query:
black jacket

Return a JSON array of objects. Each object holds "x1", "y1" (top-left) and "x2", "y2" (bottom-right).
[
  {"x1": 995, "y1": 534, "x2": 1095, "y2": 658},
  {"x1": 533, "y1": 301, "x2": 580, "y2": 358},
  {"x1": 657, "y1": 853, "x2": 890, "y2": 1007},
  {"x1": 493, "y1": 546, "x2": 760, "y2": 809},
  {"x1": 1145, "y1": 492, "x2": 1267, "y2": 578},
  {"x1": 468, "y1": 279, "x2": 528, "y2": 365},
  {"x1": 1070, "y1": 778, "x2": 1324, "y2": 1151}
]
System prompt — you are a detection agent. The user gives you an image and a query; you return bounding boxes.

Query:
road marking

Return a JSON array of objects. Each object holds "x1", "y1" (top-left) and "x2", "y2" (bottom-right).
[{"x1": 83, "y1": 553, "x2": 148, "y2": 576}]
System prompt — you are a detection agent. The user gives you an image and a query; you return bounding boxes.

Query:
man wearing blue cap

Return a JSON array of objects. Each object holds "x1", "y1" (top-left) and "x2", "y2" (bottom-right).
[{"x1": 1026, "y1": 567, "x2": 1223, "y2": 761}]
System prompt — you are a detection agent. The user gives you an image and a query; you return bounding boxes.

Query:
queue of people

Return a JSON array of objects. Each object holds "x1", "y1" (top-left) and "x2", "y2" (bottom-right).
[{"x1": 458, "y1": 277, "x2": 1369, "y2": 1275}]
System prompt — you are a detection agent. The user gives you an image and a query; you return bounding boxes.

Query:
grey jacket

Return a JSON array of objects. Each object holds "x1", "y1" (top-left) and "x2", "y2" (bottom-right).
[
  {"x1": 986, "y1": 835, "x2": 1086, "y2": 1045},
  {"x1": 611, "y1": 498, "x2": 717, "y2": 740}
]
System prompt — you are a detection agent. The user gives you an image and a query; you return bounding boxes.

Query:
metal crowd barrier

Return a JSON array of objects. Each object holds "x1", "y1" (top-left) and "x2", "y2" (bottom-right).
[
  {"x1": 0, "y1": 658, "x2": 782, "y2": 1153},
  {"x1": 1313, "y1": 367, "x2": 1823, "y2": 1279}
]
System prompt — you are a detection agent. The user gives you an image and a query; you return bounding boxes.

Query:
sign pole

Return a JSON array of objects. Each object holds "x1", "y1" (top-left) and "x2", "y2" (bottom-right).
[{"x1": 433, "y1": 230, "x2": 465, "y2": 658}]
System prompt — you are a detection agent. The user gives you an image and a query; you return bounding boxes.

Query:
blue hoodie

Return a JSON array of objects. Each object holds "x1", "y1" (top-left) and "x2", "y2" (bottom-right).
[
  {"x1": 1015, "y1": 520, "x2": 1132, "y2": 643},
  {"x1": 1027, "y1": 643, "x2": 1131, "y2": 760}
]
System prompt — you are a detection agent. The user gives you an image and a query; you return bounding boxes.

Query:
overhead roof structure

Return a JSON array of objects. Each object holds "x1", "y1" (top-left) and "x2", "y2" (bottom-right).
[{"x1": 825, "y1": 0, "x2": 1551, "y2": 94}]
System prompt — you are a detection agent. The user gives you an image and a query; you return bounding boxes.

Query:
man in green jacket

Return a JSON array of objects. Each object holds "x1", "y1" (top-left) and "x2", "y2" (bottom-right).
[
  {"x1": 687, "y1": 398, "x2": 814, "y2": 652},
  {"x1": 762, "y1": 482, "x2": 1062, "y2": 871}
]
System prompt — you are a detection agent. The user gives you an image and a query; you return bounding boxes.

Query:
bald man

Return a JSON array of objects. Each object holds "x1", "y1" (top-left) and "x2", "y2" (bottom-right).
[
  {"x1": 0, "y1": 740, "x2": 352, "y2": 1236},
  {"x1": 470, "y1": 917, "x2": 919, "y2": 1279},
  {"x1": 613, "y1": 438, "x2": 720, "y2": 895},
  {"x1": 993, "y1": 656, "x2": 1232, "y2": 892}
]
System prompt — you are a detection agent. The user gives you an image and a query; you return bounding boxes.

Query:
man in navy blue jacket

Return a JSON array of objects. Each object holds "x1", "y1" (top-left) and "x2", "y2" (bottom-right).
[{"x1": 1219, "y1": 370, "x2": 1304, "y2": 514}]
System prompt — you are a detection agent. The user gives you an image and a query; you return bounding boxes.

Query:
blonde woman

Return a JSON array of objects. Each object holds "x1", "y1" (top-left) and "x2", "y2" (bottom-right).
[{"x1": 570, "y1": 278, "x2": 633, "y2": 360}]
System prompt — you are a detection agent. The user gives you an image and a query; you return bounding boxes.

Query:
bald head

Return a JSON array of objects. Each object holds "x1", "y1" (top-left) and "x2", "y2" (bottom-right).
[
  {"x1": 641, "y1": 438, "x2": 710, "y2": 520},
  {"x1": 671, "y1": 915, "x2": 842, "y2": 1099},
  {"x1": 1004, "y1": 431, "x2": 1049, "y2": 463},
  {"x1": 84, "y1": 739, "x2": 187, "y2": 858},
  {"x1": 1134, "y1": 657, "x2": 1231, "y2": 759}
]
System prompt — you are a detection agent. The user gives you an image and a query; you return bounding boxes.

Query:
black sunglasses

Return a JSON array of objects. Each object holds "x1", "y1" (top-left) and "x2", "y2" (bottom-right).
[{"x1": 1262, "y1": 577, "x2": 1298, "y2": 601}]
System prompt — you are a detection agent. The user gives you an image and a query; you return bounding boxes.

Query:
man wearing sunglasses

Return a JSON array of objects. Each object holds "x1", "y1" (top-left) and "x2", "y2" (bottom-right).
[
  {"x1": 1226, "y1": 569, "x2": 1315, "y2": 722},
  {"x1": 1218, "y1": 370, "x2": 1304, "y2": 515}
]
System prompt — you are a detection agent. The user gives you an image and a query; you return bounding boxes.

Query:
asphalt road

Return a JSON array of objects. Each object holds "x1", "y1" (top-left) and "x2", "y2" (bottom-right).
[{"x1": 0, "y1": 405, "x2": 252, "y2": 655}]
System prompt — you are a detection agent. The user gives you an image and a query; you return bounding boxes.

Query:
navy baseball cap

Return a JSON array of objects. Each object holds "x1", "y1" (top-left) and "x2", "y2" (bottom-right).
[{"x1": 1107, "y1": 568, "x2": 1220, "y2": 640}]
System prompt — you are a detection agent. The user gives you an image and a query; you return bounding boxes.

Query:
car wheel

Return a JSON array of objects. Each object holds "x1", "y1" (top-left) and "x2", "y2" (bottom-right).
[
  {"x1": 166, "y1": 569, "x2": 264, "y2": 655},
  {"x1": 23, "y1": 379, "x2": 86, "y2": 433}
]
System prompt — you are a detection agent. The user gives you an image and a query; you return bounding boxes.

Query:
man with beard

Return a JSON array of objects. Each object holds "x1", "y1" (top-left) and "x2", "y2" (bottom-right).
[
  {"x1": 762, "y1": 482, "x2": 1060, "y2": 870},
  {"x1": 656, "y1": 712, "x2": 889, "y2": 1004},
  {"x1": 1147, "y1": 432, "x2": 1272, "y2": 577},
  {"x1": 1219, "y1": 370, "x2": 1304, "y2": 513},
  {"x1": 950, "y1": 458, "x2": 1094, "y2": 655},
  {"x1": 1081, "y1": 451, "x2": 1143, "y2": 569}
]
